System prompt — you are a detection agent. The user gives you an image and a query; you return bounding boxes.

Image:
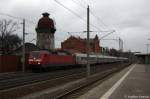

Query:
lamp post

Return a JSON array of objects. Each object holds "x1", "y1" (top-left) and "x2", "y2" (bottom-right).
[{"x1": 145, "y1": 44, "x2": 150, "y2": 65}]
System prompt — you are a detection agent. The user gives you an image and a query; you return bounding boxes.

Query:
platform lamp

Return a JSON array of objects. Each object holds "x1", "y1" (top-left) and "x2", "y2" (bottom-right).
[{"x1": 145, "y1": 43, "x2": 150, "y2": 64}]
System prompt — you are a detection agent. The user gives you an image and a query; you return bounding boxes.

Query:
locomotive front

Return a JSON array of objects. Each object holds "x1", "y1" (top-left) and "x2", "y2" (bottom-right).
[{"x1": 28, "y1": 51, "x2": 49, "y2": 67}]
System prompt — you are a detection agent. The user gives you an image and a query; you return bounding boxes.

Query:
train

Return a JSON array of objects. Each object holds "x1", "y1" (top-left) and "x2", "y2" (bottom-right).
[{"x1": 28, "y1": 50, "x2": 128, "y2": 71}]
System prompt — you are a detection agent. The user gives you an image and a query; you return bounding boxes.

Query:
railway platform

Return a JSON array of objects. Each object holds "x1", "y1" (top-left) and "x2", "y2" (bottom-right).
[{"x1": 77, "y1": 64, "x2": 150, "y2": 99}]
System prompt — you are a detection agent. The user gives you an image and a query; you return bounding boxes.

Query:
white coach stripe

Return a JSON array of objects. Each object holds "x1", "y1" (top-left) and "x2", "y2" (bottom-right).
[{"x1": 100, "y1": 64, "x2": 136, "y2": 99}]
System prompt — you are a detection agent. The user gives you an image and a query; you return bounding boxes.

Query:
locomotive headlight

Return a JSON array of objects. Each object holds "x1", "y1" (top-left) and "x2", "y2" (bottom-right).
[
  {"x1": 36, "y1": 59, "x2": 41, "y2": 62},
  {"x1": 36, "y1": 59, "x2": 41, "y2": 64}
]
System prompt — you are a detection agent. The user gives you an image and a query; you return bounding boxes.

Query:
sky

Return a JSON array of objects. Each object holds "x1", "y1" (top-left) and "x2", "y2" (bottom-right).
[{"x1": 0, "y1": 0, "x2": 150, "y2": 53}]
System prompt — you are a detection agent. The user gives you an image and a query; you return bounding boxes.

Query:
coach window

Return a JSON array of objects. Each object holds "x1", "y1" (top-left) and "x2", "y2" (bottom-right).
[{"x1": 58, "y1": 52, "x2": 67, "y2": 55}]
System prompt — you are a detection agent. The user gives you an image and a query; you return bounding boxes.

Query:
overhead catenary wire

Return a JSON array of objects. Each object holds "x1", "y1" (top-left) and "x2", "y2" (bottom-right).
[
  {"x1": 70, "y1": 0, "x2": 109, "y2": 30},
  {"x1": 54, "y1": 0, "x2": 85, "y2": 22},
  {"x1": 0, "y1": 12, "x2": 23, "y2": 20},
  {"x1": 71, "y1": 0, "x2": 87, "y2": 9},
  {"x1": 90, "y1": 10, "x2": 109, "y2": 28},
  {"x1": 0, "y1": 12, "x2": 36, "y2": 25},
  {"x1": 0, "y1": 12, "x2": 36, "y2": 35},
  {"x1": 54, "y1": 0, "x2": 103, "y2": 31},
  {"x1": 76, "y1": 0, "x2": 89, "y2": 6}
]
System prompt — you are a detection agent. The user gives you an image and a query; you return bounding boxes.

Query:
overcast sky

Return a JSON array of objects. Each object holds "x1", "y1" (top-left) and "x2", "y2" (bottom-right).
[{"x1": 0, "y1": 0, "x2": 150, "y2": 53}]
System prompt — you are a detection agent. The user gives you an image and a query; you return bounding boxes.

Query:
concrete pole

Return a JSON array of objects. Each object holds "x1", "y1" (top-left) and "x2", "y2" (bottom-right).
[
  {"x1": 119, "y1": 37, "x2": 121, "y2": 51},
  {"x1": 146, "y1": 44, "x2": 150, "y2": 64},
  {"x1": 87, "y1": 5, "x2": 90, "y2": 77},
  {"x1": 22, "y1": 19, "x2": 25, "y2": 72},
  {"x1": 121, "y1": 39, "x2": 123, "y2": 52},
  {"x1": 144, "y1": 44, "x2": 149, "y2": 64},
  {"x1": 146, "y1": 44, "x2": 149, "y2": 55}
]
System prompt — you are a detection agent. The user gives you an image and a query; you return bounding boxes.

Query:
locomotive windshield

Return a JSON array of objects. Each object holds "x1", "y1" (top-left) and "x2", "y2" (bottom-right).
[{"x1": 30, "y1": 51, "x2": 41, "y2": 58}]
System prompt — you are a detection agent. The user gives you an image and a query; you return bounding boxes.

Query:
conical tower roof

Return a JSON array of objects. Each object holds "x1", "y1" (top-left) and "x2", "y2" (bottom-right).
[{"x1": 36, "y1": 12, "x2": 56, "y2": 34}]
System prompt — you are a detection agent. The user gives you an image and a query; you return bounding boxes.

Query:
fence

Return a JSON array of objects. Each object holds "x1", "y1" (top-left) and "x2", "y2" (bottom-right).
[
  {"x1": 0, "y1": 54, "x2": 30, "y2": 73},
  {"x1": 0, "y1": 55, "x2": 20, "y2": 73}
]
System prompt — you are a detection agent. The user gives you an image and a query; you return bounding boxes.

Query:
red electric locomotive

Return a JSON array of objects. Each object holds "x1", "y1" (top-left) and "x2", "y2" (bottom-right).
[
  {"x1": 29, "y1": 50, "x2": 129, "y2": 71},
  {"x1": 28, "y1": 50, "x2": 76, "y2": 70}
]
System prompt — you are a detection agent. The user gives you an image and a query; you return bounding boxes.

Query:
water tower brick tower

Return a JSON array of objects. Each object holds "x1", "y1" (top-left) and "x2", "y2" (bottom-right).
[{"x1": 36, "y1": 12, "x2": 56, "y2": 50}]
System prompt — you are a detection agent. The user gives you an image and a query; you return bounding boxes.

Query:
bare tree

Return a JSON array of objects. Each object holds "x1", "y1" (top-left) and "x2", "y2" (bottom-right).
[{"x1": 0, "y1": 19, "x2": 21, "y2": 54}]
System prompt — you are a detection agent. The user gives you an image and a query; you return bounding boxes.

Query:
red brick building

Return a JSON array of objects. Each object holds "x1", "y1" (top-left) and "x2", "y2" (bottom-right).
[{"x1": 61, "y1": 35, "x2": 101, "y2": 53}]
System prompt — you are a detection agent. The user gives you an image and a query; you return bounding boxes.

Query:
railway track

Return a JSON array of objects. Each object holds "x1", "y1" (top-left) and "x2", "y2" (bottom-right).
[
  {"x1": 21, "y1": 63, "x2": 129, "y2": 99},
  {"x1": 0, "y1": 63, "x2": 118, "y2": 90},
  {"x1": 0, "y1": 72, "x2": 37, "y2": 81},
  {"x1": 0, "y1": 63, "x2": 130, "y2": 99},
  {"x1": 56, "y1": 65, "x2": 127, "y2": 99},
  {"x1": 0, "y1": 67, "x2": 86, "y2": 90}
]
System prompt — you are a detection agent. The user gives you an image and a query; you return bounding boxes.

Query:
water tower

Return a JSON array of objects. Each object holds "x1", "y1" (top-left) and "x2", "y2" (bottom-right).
[{"x1": 36, "y1": 12, "x2": 56, "y2": 50}]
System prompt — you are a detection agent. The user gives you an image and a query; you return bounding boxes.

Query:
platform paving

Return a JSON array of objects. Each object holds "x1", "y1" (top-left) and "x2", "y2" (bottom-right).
[
  {"x1": 77, "y1": 64, "x2": 150, "y2": 99},
  {"x1": 101, "y1": 64, "x2": 150, "y2": 99}
]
